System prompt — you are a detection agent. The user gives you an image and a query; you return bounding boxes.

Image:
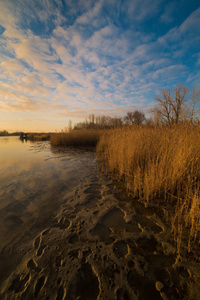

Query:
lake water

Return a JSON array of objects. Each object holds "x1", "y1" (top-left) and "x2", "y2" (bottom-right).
[
  {"x1": 1, "y1": 136, "x2": 200, "y2": 299},
  {"x1": 0, "y1": 137, "x2": 96, "y2": 287}
]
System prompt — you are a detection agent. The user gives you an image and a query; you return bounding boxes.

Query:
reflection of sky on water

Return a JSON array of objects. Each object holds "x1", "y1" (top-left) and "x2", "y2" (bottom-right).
[
  {"x1": 0, "y1": 136, "x2": 97, "y2": 287},
  {"x1": 0, "y1": 136, "x2": 95, "y2": 222}
]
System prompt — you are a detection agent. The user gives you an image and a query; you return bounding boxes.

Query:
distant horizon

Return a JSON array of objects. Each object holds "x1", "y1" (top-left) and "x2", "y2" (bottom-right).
[{"x1": 0, "y1": 0, "x2": 200, "y2": 132}]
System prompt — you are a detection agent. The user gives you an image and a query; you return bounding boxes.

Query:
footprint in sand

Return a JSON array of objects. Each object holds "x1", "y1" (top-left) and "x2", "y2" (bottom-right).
[
  {"x1": 90, "y1": 207, "x2": 127, "y2": 244},
  {"x1": 67, "y1": 232, "x2": 79, "y2": 244},
  {"x1": 84, "y1": 184, "x2": 102, "y2": 195},
  {"x1": 54, "y1": 217, "x2": 70, "y2": 230},
  {"x1": 42, "y1": 229, "x2": 50, "y2": 236},
  {"x1": 34, "y1": 276, "x2": 46, "y2": 298},
  {"x1": 135, "y1": 236, "x2": 158, "y2": 254},
  {"x1": 90, "y1": 223, "x2": 112, "y2": 242},
  {"x1": 34, "y1": 235, "x2": 46, "y2": 257},
  {"x1": 125, "y1": 221, "x2": 142, "y2": 234},
  {"x1": 27, "y1": 259, "x2": 38, "y2": 272},
  {"x1": 37, "y1": 244, "x2": 46, "y2": 257},
  {"x1": 113, "y1": 241, "x2": 128, "y2": 259},
  {"x1": 9, "y1": 273, "x2": 30, "y2": 293},
  {"x1": 59, "y1": 217, "x2": 70, "y2": 228},
  {"x1": 34, "y1": 236, "x2": 41, "y2": 250}
]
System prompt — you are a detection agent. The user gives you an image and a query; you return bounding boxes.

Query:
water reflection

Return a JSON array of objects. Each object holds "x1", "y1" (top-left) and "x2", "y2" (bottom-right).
[
  {"x1": 0, "y1": 136, "x2": 96, "y2": 284},
  {"x1": 20, "y1": 137, "x2": 27, "y2": 143}
]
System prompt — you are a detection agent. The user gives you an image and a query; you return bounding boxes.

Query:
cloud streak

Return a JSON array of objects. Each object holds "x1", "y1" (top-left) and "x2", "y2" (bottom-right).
[{"x1": 0, "y1": 0, "x2": 199, "y2": 131}]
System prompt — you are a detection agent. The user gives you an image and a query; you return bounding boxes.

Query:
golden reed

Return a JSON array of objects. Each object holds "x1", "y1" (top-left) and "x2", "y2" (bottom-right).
[
  {"x1": 28, "y1": 134, "x2": 50, "y2": 141},
  {"x1": 50, "y1": 129, "x2": 102, "y2": 147},
  {"x1": 97, "y1": 124, "x2": 200, "y2": 252}
]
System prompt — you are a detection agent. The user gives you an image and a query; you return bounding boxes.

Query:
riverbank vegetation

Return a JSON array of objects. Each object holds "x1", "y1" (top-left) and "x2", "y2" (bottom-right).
[
  {"x1": 0, "y1": 130, "x2": 21, "y2": 136},
  {"x1": 96, "y1": 124, "x2": 200, "y2": 252},
  {"x1": 50, "y1": 129, "x2": 101, "y2": 147},
  {"x1": 28, "y1": 133, "x2": 50, "y2": 141}
]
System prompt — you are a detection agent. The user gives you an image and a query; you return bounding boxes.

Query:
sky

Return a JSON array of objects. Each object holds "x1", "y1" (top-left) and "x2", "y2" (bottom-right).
[{"x1": 0, "y1": 0, "x2": 200, "y2": 132}]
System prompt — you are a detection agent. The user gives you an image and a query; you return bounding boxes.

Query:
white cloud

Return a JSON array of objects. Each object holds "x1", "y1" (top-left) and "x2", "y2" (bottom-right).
[
  {"x1": 121, "y1": 0, "x2": 162, "y2": 21},
  {"x1": 0, "y1": 59, "x2": 27, "y2": 80},
  {"x1": 76, "y1": 0, "x2": 104, "y2": 25},
  {"x1": 179, "y1": 7, "x2": 200, "y2": 34},
  {"x1": 158, "y1": 7, "x2": 200, "y2": 47},
  {"x1": 0, "y1": 0, "x2": 199, "y2": 132}
]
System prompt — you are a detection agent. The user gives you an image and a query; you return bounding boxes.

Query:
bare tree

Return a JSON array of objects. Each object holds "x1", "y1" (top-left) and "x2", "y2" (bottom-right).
[
  {"x1": 68, "y1": 119, "x2": 72, "y2": 132},
  {"x1": 187, "y1": 86, "x2": 200, "y2": 124},
  {"x1": 110, "y1": 117, "x2": 123, "y2": 127},
  {"x1": 88, "y1": 114, "x2": 95, "y2": 124},
  {"x1": 124, "y1": 110, "x2": 146, "y2": 125},
  {"x1": 154, "y1": 88, "x2": 173, "y2": 123},
  {"x1": 132, "y1": 110, "x2": 146, "y2": 125},
  {"x1": 173, "y1": 83, "x2": 189, "y2": 123},
  {"x1": 150, "y1": 107, "x2": 164, "y2": 125},
  {"x1": 154, "y1": 83, "x2": 189, "y2": 124}
]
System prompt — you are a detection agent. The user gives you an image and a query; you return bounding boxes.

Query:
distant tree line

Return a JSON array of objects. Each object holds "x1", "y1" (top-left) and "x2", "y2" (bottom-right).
[
  {"x1": 73, "y1": 110, "x2": 146, "y2": 130},
  {"x1": 0, "y1": 130, "x2": 21, "y2": 136},
  {"x1": 70, "y1": 83, "x2": 199, "y2": 131}
]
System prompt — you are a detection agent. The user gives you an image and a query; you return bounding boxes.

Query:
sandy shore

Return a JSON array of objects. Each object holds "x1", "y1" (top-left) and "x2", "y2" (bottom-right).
[{"x1": 1, "y1": 170, "x2": 200, "y2": 300}]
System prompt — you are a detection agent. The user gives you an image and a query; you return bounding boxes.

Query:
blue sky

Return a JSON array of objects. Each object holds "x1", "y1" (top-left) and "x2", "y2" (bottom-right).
[{"x1": 0, "y1": 0, "x2": 200, "y2": 132}]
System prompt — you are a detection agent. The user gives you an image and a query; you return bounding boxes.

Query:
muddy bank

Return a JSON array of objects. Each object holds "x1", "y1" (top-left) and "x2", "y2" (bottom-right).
[{"x1": 1, "y1": 169, "x2": 200, "y2": 299}]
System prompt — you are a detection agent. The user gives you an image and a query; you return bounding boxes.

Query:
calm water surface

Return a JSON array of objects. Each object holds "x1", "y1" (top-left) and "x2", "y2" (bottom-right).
[{"x1": 0, "y1": 136, "x2": 96, "y2": 284}]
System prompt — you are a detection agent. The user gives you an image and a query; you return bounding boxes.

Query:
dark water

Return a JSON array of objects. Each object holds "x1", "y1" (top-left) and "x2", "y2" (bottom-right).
[{"x1": 0, "y1": 136, "x2": 96, "y2": 284}]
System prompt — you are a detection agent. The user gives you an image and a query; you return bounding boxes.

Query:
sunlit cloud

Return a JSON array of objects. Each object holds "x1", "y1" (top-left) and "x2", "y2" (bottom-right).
[{"x1": 0, "y1": 0, "x2": 199, "y2": 132}]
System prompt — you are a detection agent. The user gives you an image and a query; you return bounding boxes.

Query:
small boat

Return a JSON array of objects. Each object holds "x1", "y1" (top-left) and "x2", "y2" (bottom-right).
[{"x1": 20, "y1": 133, "x2": 28, "y2": 140}]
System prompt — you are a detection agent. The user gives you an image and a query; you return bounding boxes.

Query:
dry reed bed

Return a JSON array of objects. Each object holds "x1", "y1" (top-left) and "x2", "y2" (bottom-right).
[
  {"x1": 97, "y1": 125, "x2": 200, "y2": 252},
  {"x1": 50, "y1": 130, "x2": 102, "y2": 147},
  {"x1": 28, "y1": 134, "x2": 50, "y2": 141}
]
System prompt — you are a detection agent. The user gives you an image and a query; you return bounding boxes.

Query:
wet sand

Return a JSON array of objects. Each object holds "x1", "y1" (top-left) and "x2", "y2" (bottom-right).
[{"x1": 1, "y1": 168, "x2": 200, "y2": 300}]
